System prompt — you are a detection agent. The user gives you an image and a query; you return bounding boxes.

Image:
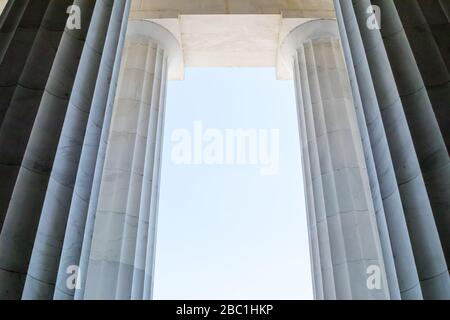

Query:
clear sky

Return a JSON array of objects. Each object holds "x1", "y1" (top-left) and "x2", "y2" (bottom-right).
[{"x1": 153, "y1": 68, "x2": 313, "y2": 300}]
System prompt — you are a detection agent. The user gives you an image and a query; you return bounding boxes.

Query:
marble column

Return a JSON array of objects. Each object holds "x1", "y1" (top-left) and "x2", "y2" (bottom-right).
[
  {"x1": 333, "y1": 0, "x2": 422, "y2": 300},
  {"x1": 373, "y1": 1, "x2": 450, "y2": 276},
  {"x1": 0, "y1": 0, "x2": 29, "y2": 66},
  {"x1": 0, "y1": 0, "x2": 9, "y2": 17},
  {"x1": 53, "y1": 0, "x2": 131, "y2": 301},
  {"x1": 0, "y1": 0, "x2": 131, "y2": 300},
  {"x1": 0, "y1": 0, "x2": 95, "y2": 300},
  {"x1": 0, "y1": 0, "x2": 51, "y2": 127},
  {"x1": 406, "y1": 0, "x2": 450, "y2": 152},
  {"x1": 394, "y1": 0, "x2": 450, "y2": 265},
  {"x1": 334, "y1": 1, "x2": 401, "y2": 300},
  {"x1": 282, "y1": 19, "x2": 390, "y2": 300},
  {"x1": 0, "y1": 0, "x2": 58, "y2": 227},
  {"x1": 21, "y1": 0, "x2": 128, "y2": 300},
  {"x1": 334, "y1": 0, "x2": 450, "y2": 300},
  {"x1": 81, "y1": 20, "x2": 180, "y2": 300}
]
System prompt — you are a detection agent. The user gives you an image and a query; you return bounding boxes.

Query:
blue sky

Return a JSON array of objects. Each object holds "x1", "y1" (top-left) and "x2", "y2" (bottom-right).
[{"x1": 153, "y1": 68, "x2": 313, "y2": 300}]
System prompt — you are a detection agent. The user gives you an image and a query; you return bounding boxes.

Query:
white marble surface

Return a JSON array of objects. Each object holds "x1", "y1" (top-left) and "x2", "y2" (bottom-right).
[
  {"x1": 285, "y1": 20, "x2": 390, "y2": 300},
  {"x1": 83, "y1": 20, "x2": 175, "y2": 300}
]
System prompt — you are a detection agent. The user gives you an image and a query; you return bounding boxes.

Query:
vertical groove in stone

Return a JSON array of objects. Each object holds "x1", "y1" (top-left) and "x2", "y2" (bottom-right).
[
  {"x1": 285, "y1": 19, "x2": 392, "y2": 300},
  {"x1": 83, "y1": 40, "x2": 154, "y2": 300},
  {"x1": 382, "y1": 0, "x2": 450, "y2": 270},
  {"x1": 54, "y1": 0, "x2": 131, "y2": 301},
  {"x1": 316, "y1": 36, "x2": 388, "y2": 300},
  {"x1": 334, "y1": 0, "x2": 400, "y2": 299},
  {"x1": 0, "y1": 0, "x2": 29, "y2": 64},
  {"x1": 438, "y1": 0, "x2": 450, "y2": 20},
  {"x1": 293, "y1": 56, "x2": 324, "y2": 300},
  {"x1": 334, "y1": 0, "x2": 422, "y2": 300},
  {"x1": 130, "y1": 47, "x2": 164, "y2": 300},
  {"x1": 394, "y1": 0, "x2": 450, "y2": 266},
  {"x1": 0, "y1": 0, "x2": 15, "y2": 28},
  {"x1": 371, "y1": 0, "x2": 450, "y2": 298},
  {"x1": 0, "y1": 0, "x2": 56, "y2": 230},
  {"x1": 331, "y1": 39, "x2": 391, "y2": 300},
  {"x1": 418, "y1": 0, "x2": 450, "y2": 74},
  {"x1": 351, "y1": 0, "x2": 449, "y2": 300},
  {"x1": 419, "y1": 0, "x2": 450, "y2": 109},
  {"x1": 307, "y1": 39, "x2": 354, "y2": 300},
  {"x1": 114, "y1": 44, "x2": 163, "y2": 300},
  {"x1": 0, "y1": 0, "x2": 95, "y2": 300},
  {"x1": 75, "y1": 2, "x2": 131, "y2": 301},
  {"x1": 0, "y1": 0, "x2": 49, "y2": 126},
  {"x1": 21, "y1": 0, "x2": 115, "y2": 300},
  {"x1": 81, "y1": 19, "x2": 174, "y2": 297},
  {"x1": 297, "y1": 44, "x2": 337, "y2": 300},
  {"x1": 142, "y1": 53, "x2": 167, "y2": 301}
]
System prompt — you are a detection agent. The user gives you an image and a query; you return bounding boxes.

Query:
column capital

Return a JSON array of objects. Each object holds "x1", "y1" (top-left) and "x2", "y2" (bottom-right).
[
  {"x1": 279, "y1": 19, "x2": 339, "y2": 78},
  {"x1": 127, "y1": 20, "x2": 183, "y2": 80}
]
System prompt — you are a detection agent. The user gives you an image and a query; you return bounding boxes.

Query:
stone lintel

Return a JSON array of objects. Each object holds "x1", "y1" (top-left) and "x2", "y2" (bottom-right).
[{"x1": 128, "y1": 0, "x2": 336, "y2": 80}]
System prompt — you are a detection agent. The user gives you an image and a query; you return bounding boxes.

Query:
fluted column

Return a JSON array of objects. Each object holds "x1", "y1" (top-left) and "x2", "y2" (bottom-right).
[
  {"x1": 81, "y1": 20, "x2": 180, "y2": 300},
  {"x1": 0, "y1": 0, "x2": 52, "y2": 128},
  {"x1": 0, "y1": 0, "x2": 96, "y2": 300},
  {"x1": 292, "y1": 54, "x2": 333, "y2": 300},
  {"x1": 334, "y1": 1, "x2": 401, "y2": 300},
  {"x1": 372, "y1": 1, "x2": 450, "y2": 276},
  {"x1": 333, "y1": 0, "x2": 421, "y2": 300},
  {"x1": 414, "y1": 1, "x2": 450, "y2": 132},
  {"x1": 53, "y1": 0, "x2": 132, "y2": 301},
  {"x1": 0, "y1": 0, "x2": 9, "y2": 16},
  {"x1": 21, "y1": 0, "x2": 128, "y2": 300},
  {"x1": 282, "y1": 19, "x2": 390, "y2": 300},
  {"x1": 394, "y1": 1, "x2": 450, "y2": 265},
  {"x1": 0, "y1": 0, "x2": 145, "y2": 301},
  {"x1": 334, "y1": 0, "x2": 450, "y2": 300},
  {"x1": 0, "y1": 0, "x2": 58, "y2": 228},
  {"x1": 439, "y1": 0, "x2": 450, "y2": 18},
  {"x1": 0, "y1": 0, "x2": 29, "y2": 65},
  {"x1": 0, "y1": 0, "x2": 10, "y2": 18}
]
